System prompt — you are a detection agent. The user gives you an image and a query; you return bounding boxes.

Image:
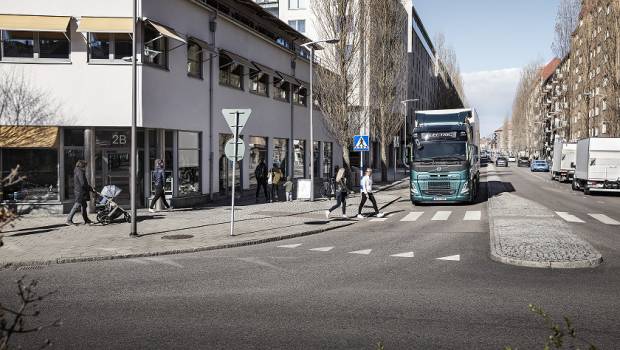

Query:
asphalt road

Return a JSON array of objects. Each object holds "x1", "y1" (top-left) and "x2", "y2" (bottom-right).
[{"x1": 1, "y1": 166, "x2": 620, "y2": 349}]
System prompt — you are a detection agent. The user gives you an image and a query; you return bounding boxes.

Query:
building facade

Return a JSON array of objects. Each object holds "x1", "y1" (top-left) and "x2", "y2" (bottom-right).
[{"x1": 0, "y1": 0, "x2": 342, "y2": 213}]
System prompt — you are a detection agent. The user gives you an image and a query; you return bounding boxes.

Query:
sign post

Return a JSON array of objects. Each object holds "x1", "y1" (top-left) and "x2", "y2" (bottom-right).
[
  {"x1": 353, "y1": 135, "x2": 370, "y2": 186},
  {"x1": 393, "y1": 136, "x2": 400, "y2": 182},
  {"x1": 222, "y1": 109, "x2": 251, "y2": 236}
]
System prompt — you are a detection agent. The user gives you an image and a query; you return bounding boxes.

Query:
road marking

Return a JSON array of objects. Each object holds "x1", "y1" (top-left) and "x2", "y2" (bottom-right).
[
  {"x1": 309, "y1": 246, "x2": 334, "y2": 252},
  {"x1": 349, "y1": 249, "x2": 372, "y2": 255},
  {"x1": 588, "y1": 214, "x2": 620, "y2": 225},
  {"x1": 463, "y1": 211, "x2": 481, "y2": 221},
  {"x1": 278, "y1": 244, "x2": 302, "y2": 248},
  {"x1": 555, "y1": 212, "x2": 585, "y2": 223},
  {"x1": 391, "y1": 252, "x2": 414, "y2": 258},
  {"x1": 401, "y1": 212, "x2": 424, "y2": 222},
  {"x1": 431, "y1": 211, "x2": 451, "y2": 221},
  {"x1": 370, "y1": 218, "x2": 388, "y2": 222},
  {"x1": 437, "y1": 254, "x2": 460, "y2": 261}
]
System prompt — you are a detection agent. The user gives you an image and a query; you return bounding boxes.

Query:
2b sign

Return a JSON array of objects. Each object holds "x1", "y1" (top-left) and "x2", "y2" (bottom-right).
[{"x1": 112, "y1": 134, "x2": 127, "y2": 145}]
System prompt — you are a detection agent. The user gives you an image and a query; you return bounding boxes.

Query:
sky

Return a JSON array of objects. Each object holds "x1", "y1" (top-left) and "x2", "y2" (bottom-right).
[{"x1": 414, "y1": 0, "x2": 562, "y2": 136}]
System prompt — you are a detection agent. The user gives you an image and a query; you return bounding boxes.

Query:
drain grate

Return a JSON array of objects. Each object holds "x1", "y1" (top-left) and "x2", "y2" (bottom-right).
[
  {"x1": 161, "y1": 234, "x2": 194, "y2": 240},
  {"x1": 16, "y1": 265, "x2": 46, "y2": 271}
]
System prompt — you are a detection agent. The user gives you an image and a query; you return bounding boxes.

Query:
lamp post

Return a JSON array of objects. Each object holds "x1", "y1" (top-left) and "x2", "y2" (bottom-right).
[
  {"x1": 400, "y1": 99, "x2": 419, "y2": 174},
  {"x1": 300, "y1": 38, "x2": 339, "y2": 201},
  {"x1": 129, "y1": 0, "x2": 138, "y2": 237}
]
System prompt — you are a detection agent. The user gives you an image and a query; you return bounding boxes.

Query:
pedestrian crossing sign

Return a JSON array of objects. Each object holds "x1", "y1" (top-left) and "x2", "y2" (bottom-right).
[{"x1": 353, "y1": 135, "x2": 369, "y2": 151}]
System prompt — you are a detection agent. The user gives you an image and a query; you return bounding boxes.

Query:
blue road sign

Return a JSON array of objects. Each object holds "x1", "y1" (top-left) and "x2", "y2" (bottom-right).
[{"x1": 353, "y1": 135, "x2": 369, "y2": 152}]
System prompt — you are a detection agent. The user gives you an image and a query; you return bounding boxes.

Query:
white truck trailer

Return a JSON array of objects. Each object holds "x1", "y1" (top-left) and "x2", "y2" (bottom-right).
[
  {"x1": 551, "y1": 140, "x2": 577, "y2": 182},
  {"x1": 572, "y1": 138, "x2": 620, "y2": 194}
]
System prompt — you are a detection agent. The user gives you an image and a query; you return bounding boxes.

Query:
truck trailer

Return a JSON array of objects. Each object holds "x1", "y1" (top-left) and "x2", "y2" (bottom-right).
[
  {"x1": 551, "y1": 140, "x2": 577, "y2": 182},
  {"x1": 409, "y1": 109, "x2": 480, "y2": 204},
  {"x1": 572, "y1": 138, "x2": 620, "y2": 194}
]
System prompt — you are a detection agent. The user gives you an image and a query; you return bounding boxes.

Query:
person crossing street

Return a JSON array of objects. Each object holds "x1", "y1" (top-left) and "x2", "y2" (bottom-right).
[
  {"x1": 325, "y1": 168, "x2": 348, "y2": 219},
  {"x1": 357, "y1": 168, "x2": 384, "y2": 219}
]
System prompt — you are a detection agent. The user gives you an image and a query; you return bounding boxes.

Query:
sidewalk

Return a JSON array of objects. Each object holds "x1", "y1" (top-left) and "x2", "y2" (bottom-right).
[
  {"x1": 0, "y1": 180, "x2": 405, "y2": 269},
  {"x1": 486, "y1": 167, "x2": 602, "y2": 269}
]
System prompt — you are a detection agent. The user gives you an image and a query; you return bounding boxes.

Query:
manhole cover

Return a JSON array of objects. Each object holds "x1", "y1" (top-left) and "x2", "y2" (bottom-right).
[{"x1": 161, "y1": 234, "x2": 194, "y2": 240}]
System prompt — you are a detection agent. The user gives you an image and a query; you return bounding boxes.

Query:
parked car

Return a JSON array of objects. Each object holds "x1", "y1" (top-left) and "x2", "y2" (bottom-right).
[
  {"x1": 530, "y1": 160, "x2": 550, "y2": 172},
  {"x1": 496, "y1": 157, "x2": 508, "y2": 167},
  {"x1": 517, "y1": 157, "x2": 530, "y2": 167},
  {"x1": 480, "y1": 155, "x2": 490, "y2": 167},
  {"x1": 508, "y1": 156, "x2": 517, "y2": 162}
]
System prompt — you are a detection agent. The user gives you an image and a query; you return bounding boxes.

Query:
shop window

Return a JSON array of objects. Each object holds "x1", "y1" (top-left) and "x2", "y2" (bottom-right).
[
  {"x1": 249, "y1": 136, "x2": 267, "y2": 185},
  {"x1": 313, "y1": 141, "x2": 320, "y2": 177},
  {"x1": 273, "y1": 77, "x2": 290, "y2": 102},
  {"x1": 219, "y1": 53, "x2": 243, "y2": 89},
  {"x1": 187, "y1": 40, "x2": 203, "y2": 78},
  {"x1": 272, "y1": 138, "x2": 289, "y2": 177},
  {"x1": 1, "y1": 148, "x2": 58, "y2": 201},
  {"x1": 293, "y1": 139, "x2": 306, "y2": 178},
  {"x1": 88, "y1": 33, "x2": 132, "y2": 61},
  {"x1": 1, "y1": 30, "x2": 69, "y2": 60},
  {"x1": 178, "y1": 131, "x2": 201, "y2": 196},
  {"x1": 143, "y1": 25, "x2": 168, "y2": 68},
  {"x1": 292, "y1": 85, "x2": 307, "y2": 106},
  {"x1": 219, "y1": 133, "x2": 241, "y2": 194},
  {"x1": 250, "y1": 68, "x2": 269, "y2": 96},
  {"x1": 323, "y1": 142, "x2": 333, "y2": 177}
]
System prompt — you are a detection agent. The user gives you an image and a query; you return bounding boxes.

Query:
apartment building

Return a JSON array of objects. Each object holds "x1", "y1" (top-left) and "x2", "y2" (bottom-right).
[
  {"x1": 0, "y1": 0, "x2": 342, "y2": 213},
  {"x1": 539, "y1": 57, "x2": 562, "y2": 158},
  {"x1": 569, "y1": 0, "x2": 619, "y2": 140},
  {"x1": 542, "y1": 55, "x2": 572, "y2": 144}
]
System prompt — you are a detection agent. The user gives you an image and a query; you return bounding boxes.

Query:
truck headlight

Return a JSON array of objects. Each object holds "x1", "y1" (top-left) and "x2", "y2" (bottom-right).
[
  {"x1": 411, "y1": 182, "x2": 419, "y2": 195},
  {"x1": 460, "y1": 181, "x2": 469, "y2": 194}
]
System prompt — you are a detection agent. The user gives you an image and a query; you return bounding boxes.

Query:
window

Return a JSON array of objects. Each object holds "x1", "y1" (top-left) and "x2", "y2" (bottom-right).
[
  {"x1": 249, "y1": 136, "x2": 267, "y2": 185},
  {"x1": 273, "y1": 77, "x2": 290, "y2": 102},
  {"x1": 288, "y1": 20, "x2": 306, "y2": 33},
  {"x1": 322, "y1": 142, "x2": 333, "y2": 177},
  {"x1": 178, "y1": 131, "x2": 201, "y2": 196},
  {"x1": 1, "y1": 148, "x2": 58, "y2": 201},
  {"x1": 88, "y1": 33, "x2": 132, "y2": 61},
  {"x1": 249, "y1": 68, "x2": 269, "y2": 96},
  {"x1": 289, "y1": 0, "x2": 306, "y2": 9},
  {"x1": 273, "y1": 138, "x2": 289, "y2": 177},
  {"x1": 293, "y1": 139, "x2": 306, "y2": 178},
  {"x1": 292, "y1": 84, "x2": 307, "y2": 106},
  {"x1": 219, "y1": 53, "x2": 244, "y2": 89},
  {"x1": 143, "y1": 25, "x2": 168, "y2": 68},
  {"x1": 187, "y1": 40, "x2": 203, "y2": 78},
  {"x1": 1, "y1": 30, "x2": 69, "y2": 60}
]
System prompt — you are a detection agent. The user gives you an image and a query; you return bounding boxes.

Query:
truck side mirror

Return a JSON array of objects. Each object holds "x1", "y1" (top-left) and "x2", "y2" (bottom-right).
[{"x1": 570, "y1": 162, "x2": 575, "y2": 168}]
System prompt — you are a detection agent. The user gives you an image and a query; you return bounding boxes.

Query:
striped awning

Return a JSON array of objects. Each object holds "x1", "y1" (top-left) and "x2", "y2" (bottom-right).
[{"x1": 0, "y1": 126, "x2": 59, "y2": 148}]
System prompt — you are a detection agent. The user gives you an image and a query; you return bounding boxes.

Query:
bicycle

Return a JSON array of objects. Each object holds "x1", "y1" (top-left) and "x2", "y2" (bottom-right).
[{"x1": 319, "y1": 178, "x2": 336, "y2": 199}]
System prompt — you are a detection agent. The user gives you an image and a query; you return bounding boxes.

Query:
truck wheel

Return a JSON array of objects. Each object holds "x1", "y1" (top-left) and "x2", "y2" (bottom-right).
[
  {"x1": 584, "y1": 186, "x2": 590, "y2": 195},
  {"x1": 571, "y1": 179, "x2": 578, "y2": 191}
]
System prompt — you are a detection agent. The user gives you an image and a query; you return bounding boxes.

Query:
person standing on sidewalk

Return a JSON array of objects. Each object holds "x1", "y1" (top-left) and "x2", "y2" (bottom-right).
[
  {"x1": 255, "y1": 159, "x2": 270, "y2": 203},
  {"x1": 357, "y1": 168, "x2": 384, "y2": 219},
  {"x1": 66, "y1": 160, "x2": 93, "y2": 226},
  {"x1": 284, "y1": 176, "x2": 294, "y2": 202},
  {"x1": 149, "y1": 159, "x2": 170, "y2": 213},
  {"x1": 325, "y1": 168, "x2": 348, "y2": 219},
  {"x1": 269, "y1": 164, "x2": 283, "y2": 202}
]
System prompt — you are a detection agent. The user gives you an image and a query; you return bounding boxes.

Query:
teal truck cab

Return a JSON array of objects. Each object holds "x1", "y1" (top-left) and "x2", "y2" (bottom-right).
[{"x1": 409, "y1": 109, "x2": 480, "y2": 204}]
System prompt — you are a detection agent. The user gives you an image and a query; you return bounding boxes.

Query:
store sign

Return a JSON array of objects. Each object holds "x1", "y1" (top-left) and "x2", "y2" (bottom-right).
[{"x1": 96, "y1": 130, "x2": 130, "y2": 147}]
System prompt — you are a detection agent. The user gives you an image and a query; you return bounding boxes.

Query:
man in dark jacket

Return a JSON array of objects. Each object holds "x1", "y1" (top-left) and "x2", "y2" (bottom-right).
[
  {"x1": 66, "y1": 160, "x2": 93, "y2": 225},
  {"x1": 149, "y1": 159, "x2": 170, "y2": 212},
  {"x1": 254, "y1": 159, "x2": 269, "y2": 203}
]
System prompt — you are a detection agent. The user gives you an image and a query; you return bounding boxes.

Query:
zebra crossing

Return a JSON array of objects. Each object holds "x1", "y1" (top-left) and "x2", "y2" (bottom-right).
[
  {"x1": 276, "y1": 243, "x2": 460, "y2": 261},
  {"x1": 359, "y1": 209, "x2": 619, "y2": 227}
]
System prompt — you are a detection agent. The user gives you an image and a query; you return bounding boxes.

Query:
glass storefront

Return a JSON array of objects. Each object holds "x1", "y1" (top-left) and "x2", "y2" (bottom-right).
[
  {"x1": 313, "y1": 141, "x2": 320, "y2": 177},
  {"x1": 219, "y1": 133, "x2": 241, "y2": 194},
  {"x1": 293, "y1": 139, "x2": 306, "y2": 179},
  {"x1": 248, "y1": 136, "x2": 267, "y2": 186},
  {"x1": 272, "y1": 138, "x2": 288, "y2": 176},
  {"x1": 178, "y1": 131, "x2": 201, "y2": 196},
  {"x1": 1, "y1": 148, "x2": 58, "y2": 201},
  {"x1": 323, "y1": 142, "x2": 333, "y2": 177}
]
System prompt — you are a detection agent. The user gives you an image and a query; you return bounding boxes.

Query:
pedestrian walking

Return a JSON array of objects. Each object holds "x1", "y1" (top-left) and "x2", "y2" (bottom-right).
[
  {"x1": 149, "y1": 159, "x2": 170, "y2": 212},
  {"x1": 284, "y1": 176, "x2": 294, "y2": 201},
  {"x1": 66, "y1": 160, "x2": 94, "y2": 225},
  {"x1": 325, "y1": 168, "x2": 348, "y2": 219},
  {"x1": 269, "y1": 164, "x2": 283, "y2": 202},
  {"x1": 357, "y1": 168, "x2": 384, "y2": 219},
  {"x1": 255, "y1": 159, "x2": 270, "y2": 203}
]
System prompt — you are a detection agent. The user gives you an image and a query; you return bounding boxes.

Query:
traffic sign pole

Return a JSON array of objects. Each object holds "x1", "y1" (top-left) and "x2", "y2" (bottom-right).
[{"x1": 230, "y1": 111, "x2": 241, "y2": 236}]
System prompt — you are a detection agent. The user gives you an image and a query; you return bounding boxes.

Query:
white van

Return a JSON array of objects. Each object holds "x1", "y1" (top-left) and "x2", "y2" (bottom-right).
[{"x1": 572, "y1": 138, "x2": 620, "y2": 194}]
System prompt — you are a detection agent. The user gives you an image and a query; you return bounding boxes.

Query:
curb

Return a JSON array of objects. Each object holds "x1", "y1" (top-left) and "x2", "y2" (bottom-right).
[{"x1": 1, "y1": 221, "x2": 355, "y2": 270}]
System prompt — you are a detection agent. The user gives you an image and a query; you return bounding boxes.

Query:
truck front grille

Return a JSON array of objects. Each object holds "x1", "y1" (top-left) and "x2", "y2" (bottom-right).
[{"x1": 424, "y1": 181, "x2": 453, "y2": 195}]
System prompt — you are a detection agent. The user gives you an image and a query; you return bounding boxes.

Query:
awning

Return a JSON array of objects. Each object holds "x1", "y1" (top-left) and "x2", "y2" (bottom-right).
[
  {"x1": 188, "y1": 36, "x2": 216, "y2": 54},
  {"x1": 252, "y1": 61, "x2": 277, "y2": 76},
  {"x1": 145, "y1": 19, "x2": 186, "y2": 43},
  {"x1": 77, "y1": 17, "x2": 133, "y2": 33},
  {"x1": 0, "y1": 14, "x2": 71, "y2": 32},
  {"x1": 296, "y1": 79, "x2": 310, "y2": 90},
  {"x1": 220, "y1": 49, "x2": 253, "y2": 67},
  {"x1": 0, "y1": 126, "x2": 59, "y2": 148},
  {"x1": 276, "y1": 71, "x2": 300, "y2": 85}
]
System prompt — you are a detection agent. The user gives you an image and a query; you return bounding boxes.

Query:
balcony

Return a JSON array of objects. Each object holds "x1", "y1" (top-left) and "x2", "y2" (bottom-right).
[{"x1": 255, "y1": 0, "x2": 279, "y2": 8}]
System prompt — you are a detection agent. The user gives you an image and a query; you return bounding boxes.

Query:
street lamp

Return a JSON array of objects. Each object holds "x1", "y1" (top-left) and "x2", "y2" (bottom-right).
[
  {"x1": 300, "y1": 38, "x2": 339, "y2": 201},
  {"x1": 129, "y1": 0, "x2": 138, "y2": 237},
  {"x1": 400, "y1": 99, "x2": 419, "y2": 173}
]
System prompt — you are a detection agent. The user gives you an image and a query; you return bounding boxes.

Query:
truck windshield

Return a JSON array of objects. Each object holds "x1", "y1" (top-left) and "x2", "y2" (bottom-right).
[{"x1": 413, "y1": 141, "x2": 466, "y2": 161}]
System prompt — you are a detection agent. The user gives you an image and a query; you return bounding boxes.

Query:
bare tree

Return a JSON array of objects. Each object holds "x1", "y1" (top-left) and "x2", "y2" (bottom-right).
[
  {"x1": 367, "y1": 0, "x2": 408, "y2": 181},
  {"x1": 551, "y1": 0, "x2": 581, "y2": 58},
  {"x1": 0, "y1": 70, "x2": 59, "y2": 126},
  {"x1": 511, "y1": 61, "x2": 542, "y2": 155},
  {"x1": 434, "y1": 32, "x2": 467, "y2": 106},
  {"x1": 595, "y1": 0, "x2": 620, "y2": 137},
  {"x1": 313, "y1": 0, "x2": 368, "y2": 170}
]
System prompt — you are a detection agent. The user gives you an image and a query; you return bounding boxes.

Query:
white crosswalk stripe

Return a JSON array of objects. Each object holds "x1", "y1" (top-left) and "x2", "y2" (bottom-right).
[
  {"x1": 278, "y1": 244, "x2": 302, "y2": 248},
  {"x1": 309, "y1": 246, "x2": 334, "y2": 252},
  {"x1": 588, "y1": 214, "x2": 620, "y2": 225},
  {"x1": 369, "y1": 218, "x2": 388, "y2": 222},
  {"x1": 349, "y1": 249, "x2": 372, "y2": 255},
  {"x1": 555, "y1": 211, "x2": 585, "y2": 223},
  {"x1": 463, "y1": 211, "x2": 481, "y2": 221},
  {"x1": 391, "y1": 252, "x2": 414, "y2": 258},
  {"x1": 400, "y1": 212, "x2": 424, "y2": 222},
  {"x1": 431, "y1": 211, "x2": 451, "y2": 221},
  {"x1": 437, "y1": 254, "x2": 460, "y2": 261}
]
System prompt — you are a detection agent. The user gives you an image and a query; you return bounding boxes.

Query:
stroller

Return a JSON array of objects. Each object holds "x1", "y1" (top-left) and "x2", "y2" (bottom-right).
[{"x1": 95, "y1": 185, "x2": 131, "y2": 225}]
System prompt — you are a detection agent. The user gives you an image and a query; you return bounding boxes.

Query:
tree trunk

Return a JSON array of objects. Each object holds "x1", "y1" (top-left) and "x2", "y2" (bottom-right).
[
  {"x1": 342, "y1": 146, "x2": 351, "y2": 171},
  {"x1": 380, "y1": 138, "x2": 388, "y2": 182}
]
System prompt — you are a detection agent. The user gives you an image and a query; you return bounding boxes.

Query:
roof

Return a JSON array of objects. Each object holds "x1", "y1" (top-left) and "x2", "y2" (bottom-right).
[{"x1": 541, "y1": 58, "x2": 561, "y2": 81}]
